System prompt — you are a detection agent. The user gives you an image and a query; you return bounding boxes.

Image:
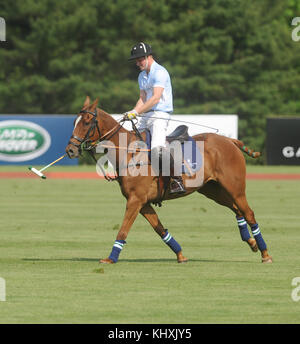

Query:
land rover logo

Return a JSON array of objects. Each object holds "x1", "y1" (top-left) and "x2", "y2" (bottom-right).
[{"x1": 0, "y1": 120, "x2": 51, "y2": 162}]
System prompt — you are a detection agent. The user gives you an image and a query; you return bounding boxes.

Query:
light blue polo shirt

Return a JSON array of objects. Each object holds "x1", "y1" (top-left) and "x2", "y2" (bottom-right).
[{"x1": 138, "y1": 61, "x2": 173, "y2": 113}]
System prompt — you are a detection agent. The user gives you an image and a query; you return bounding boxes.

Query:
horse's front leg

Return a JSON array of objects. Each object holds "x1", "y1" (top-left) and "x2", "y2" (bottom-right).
[
  {"x1": 140, "y1": 204, "x2": 188, "y2": 263},
  {"x1": 100, "y1": 197, "x2": 142, "y2": 264}
]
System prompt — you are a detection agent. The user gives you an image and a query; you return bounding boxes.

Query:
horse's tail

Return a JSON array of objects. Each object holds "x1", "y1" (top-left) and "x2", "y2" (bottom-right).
[{"x1": 230, "y1": 138, "x2": 261, "y2": 158}]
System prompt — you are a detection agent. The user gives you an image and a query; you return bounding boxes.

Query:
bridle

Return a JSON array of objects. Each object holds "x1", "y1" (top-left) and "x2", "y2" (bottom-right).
[
  {"x1": 68, "y1": 107, "x2": 101, "y2": 150},
  {"x1": 67, "y1": 107, "x2": 147, "y2": 181},
  {"x1": 68, "y1": 107, "x2": 125, "y2": 152}
]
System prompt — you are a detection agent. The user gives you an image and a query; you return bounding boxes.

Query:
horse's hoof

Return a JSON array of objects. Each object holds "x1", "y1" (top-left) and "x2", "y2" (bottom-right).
[
  {"x1": 247, "y1": 238, "x2": 258, "y2": 252},
  {"x1": 178, "y1": 257, "x2": 188, "y2": 263},
  {"x1": 262, "y1": 256, "x2": 273, "y2": 263},
  {"x1": 177, "y1": 252, "x2": 188, "y2": 263},
  {"x1": 99, "y1": 258, "x2": 114, "y2": 264}
]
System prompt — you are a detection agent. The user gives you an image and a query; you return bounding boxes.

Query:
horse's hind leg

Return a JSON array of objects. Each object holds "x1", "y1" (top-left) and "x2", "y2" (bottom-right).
[
  {"x1": 232, "y1": 194, "x2": 272, "y2": 263},
  {"x1": 217, "y1": 176, "x2": 272, "y2": 263},
  {"x1": 140, "y1": 204, "x2": 188, "y2": 263},
  {"x1": 198, "y1": 181, "x2": 257, "y2": 253}
]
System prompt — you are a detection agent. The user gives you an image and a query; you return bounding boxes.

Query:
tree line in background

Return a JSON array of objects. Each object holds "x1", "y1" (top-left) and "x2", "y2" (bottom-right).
[{"x1": 1, "y1": 0, "x2": 300, "y2": 164}]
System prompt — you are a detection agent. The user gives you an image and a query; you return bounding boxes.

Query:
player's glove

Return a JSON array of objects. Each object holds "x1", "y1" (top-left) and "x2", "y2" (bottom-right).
[{"x1": 124, "y1": 109, "x2": 138, "y2": 120}]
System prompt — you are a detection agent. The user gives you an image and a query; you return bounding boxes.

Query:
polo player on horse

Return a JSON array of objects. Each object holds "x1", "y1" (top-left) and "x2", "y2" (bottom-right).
[{"x1": 125, "y1": 42, "x2": 186, "y2": 194}]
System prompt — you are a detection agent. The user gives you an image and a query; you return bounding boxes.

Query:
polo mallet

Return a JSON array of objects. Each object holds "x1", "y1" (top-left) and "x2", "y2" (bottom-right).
[{"x1": 28, "y1": 154, "x2": 67, "y2": 179}]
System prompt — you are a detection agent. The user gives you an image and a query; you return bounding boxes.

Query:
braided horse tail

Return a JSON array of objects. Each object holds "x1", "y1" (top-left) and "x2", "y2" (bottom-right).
[{"x1": 230, "y1": 138, "x2": 261, "y2": 158}]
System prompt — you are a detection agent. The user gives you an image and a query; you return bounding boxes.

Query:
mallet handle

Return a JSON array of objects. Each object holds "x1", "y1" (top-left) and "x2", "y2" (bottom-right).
[{"x1": 39, "y1": 154, "x2": 66, "y2": 172}]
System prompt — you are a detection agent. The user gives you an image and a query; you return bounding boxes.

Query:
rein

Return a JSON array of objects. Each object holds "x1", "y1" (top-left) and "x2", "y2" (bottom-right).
[
  {"x1": 69, "y1": 108, "x2": 143, "y2": 181},
  {"x1": 69, "y1": 108, "x2": 125, "y2": 149},
  {"x1": 68, "y1": 108, "x2": 123, "y2": 181}
]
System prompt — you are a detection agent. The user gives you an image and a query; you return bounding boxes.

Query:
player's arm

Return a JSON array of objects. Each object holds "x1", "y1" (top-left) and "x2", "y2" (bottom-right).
[
  {"x1": 134, "y1": 87, "x2": 164, "y2": 115},
  {"x1": 134, "y1": 90, "x2": 147, "y2": 110}
]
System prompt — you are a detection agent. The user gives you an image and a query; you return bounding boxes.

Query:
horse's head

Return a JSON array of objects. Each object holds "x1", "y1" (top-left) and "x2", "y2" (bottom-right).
[{"x1": 66, "y1": 96, "x2": 101, "y2": 158}]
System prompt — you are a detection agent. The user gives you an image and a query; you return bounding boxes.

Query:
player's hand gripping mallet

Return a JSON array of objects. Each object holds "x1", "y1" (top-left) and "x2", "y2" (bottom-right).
[{"x1": 28, "y1": 154, "x2": 67, "y2": 179}]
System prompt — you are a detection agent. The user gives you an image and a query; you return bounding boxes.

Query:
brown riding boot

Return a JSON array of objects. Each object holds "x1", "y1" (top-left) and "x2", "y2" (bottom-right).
[
  {"x1": 152, "y1": 146, "x2": 186, "y2": 194},
  {"x1": 169, "y1": 150, "x2": 186, "y2": 194},
  {"x1": 169, "y1": 176, "x2": 186, "y2": 194}
]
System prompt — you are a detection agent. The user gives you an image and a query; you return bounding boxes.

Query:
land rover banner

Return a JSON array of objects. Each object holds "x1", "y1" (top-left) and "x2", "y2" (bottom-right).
[
  {"x1": 0, "y1": 114, "x2": 238, "y2": 165},
  {"x1": 0, "y1": 115, "x2": 77, "y2": 165}
]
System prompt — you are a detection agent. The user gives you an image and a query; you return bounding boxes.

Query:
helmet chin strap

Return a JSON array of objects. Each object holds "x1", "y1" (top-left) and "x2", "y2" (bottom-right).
[
  {"x1": 144, "y1": 56, "x2": 149, "y2": 71},
  {"x1": 144, "y1": 55, "x2": 150, "y2": 72}
]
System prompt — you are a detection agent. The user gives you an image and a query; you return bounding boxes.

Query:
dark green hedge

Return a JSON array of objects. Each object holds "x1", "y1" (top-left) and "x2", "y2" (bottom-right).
[{"x1": 1, "y1": 0, "x2": 300, "y2": 164}]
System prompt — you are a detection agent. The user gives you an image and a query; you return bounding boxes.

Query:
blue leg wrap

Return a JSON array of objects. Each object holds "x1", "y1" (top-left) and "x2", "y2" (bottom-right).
[
  {"x1": 251, "y1": 224, "x2": 267, "y2": 251},
  {"x1": 162, "y1": 230, "x2": 181, "y2": 254},
  {"x1": 236, "y1": 216, "x2": 251, "y2": 241},
  {"x1": 108, "y1": 240, "x2": 126, "y2": 263}
]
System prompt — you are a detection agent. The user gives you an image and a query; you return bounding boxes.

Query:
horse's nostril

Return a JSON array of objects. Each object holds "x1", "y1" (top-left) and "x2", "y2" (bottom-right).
[{"x1": 66, "y1": 147, "x2": 75, "y2": 158}]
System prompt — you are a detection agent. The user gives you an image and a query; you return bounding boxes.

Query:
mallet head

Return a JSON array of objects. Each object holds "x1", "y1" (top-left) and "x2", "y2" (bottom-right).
[{"x1": 28, "y1": 166, "x2": 47, "y2": 179}]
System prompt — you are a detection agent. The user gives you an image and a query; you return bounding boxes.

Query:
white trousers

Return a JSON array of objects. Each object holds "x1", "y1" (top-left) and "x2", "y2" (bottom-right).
[{"x1": 137, "y1": 111, "x2": 171, "y2": 149}]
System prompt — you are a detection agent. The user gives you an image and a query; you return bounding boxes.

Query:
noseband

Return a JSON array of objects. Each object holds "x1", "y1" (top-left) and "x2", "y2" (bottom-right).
[{"x1": 68, "y1": 108, "x2": 101, "y2": 150}]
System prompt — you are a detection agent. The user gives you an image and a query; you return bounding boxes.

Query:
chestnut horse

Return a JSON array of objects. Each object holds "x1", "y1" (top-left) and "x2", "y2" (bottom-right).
[{"x1": 66, "y1": 97, "x2": 272, "y2": 264}]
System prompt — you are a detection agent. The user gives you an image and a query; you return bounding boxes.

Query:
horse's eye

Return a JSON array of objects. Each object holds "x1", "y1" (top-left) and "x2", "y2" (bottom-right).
[{"x1": 84, "y1": 121, "x2": 90, "y2": 126}]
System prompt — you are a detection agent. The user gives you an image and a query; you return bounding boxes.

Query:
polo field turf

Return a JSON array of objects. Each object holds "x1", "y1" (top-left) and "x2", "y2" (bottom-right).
[{"x1": 0, "y1": 165, "x2": 300, "y2": 323}]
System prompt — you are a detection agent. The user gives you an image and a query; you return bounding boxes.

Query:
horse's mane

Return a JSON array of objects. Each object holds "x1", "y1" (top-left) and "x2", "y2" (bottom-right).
[{"x1": 97, "y1": 107, "x2": 129, "y2": 134}]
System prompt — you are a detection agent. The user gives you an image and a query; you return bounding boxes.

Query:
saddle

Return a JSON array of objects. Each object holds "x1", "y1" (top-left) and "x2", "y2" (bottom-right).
[
  {"x1": 130, "y1": 124, "x2": 203, "y2": 206},
  {"x1": 145, "y1": 125, "x2": 202, "y2": 176},
  {"x1": 166, "y1": 125, "x2": 190, "y2": 143}
]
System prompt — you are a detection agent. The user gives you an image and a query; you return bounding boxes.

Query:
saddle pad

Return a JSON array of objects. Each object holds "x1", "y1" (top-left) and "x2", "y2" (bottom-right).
[
  {"x1": 145, "y1": 129, "x2": 202, "y2": 175},
  {"x1": 182, "y1": 136, "x2": 202, "y2": 175}
]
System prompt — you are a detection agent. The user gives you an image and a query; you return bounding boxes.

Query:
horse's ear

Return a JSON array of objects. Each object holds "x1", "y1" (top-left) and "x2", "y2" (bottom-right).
[
  {"x1": 83, "y1": 96, "x2": 90, "y2": 107},
  {"x1": 91, "y1": 97, "x2": 99, "y2": 109}
]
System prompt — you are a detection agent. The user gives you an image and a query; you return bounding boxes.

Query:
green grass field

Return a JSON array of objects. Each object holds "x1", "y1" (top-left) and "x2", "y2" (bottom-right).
[{"x1": 0, "y1": 165, "x2": 300, "y2": 324}]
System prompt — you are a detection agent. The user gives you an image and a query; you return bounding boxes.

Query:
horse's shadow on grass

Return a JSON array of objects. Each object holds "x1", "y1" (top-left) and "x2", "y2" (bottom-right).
[{"x1": 23, "y1": 257, "x2": 253, "y2": 264}]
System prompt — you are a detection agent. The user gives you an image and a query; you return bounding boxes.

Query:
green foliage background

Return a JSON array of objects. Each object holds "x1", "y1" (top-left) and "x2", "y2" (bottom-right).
[{"x1": 1, "y1": 0, "x2": 300, "y2": 163}]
